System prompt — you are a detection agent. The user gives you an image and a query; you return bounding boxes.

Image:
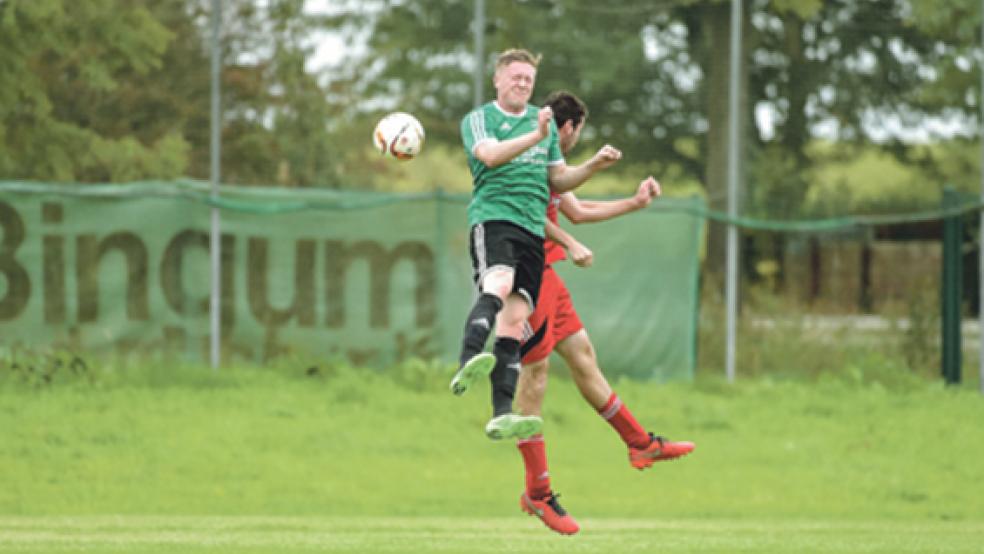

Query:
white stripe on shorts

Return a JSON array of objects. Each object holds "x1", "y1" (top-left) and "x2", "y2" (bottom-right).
[
  {"x1": 521, "y1": 320, "x2": 535, "y2": 343},
  {"x1": 473, "y1": 223, "x2": 487, "y2": 277}
]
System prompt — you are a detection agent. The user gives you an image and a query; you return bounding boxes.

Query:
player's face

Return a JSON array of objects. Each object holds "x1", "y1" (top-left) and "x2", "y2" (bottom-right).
[
  {"x1": 559, "y1": 119, "x2": 585, "y2": 155},
  {"x1": 494, "y1": 62, "x2": 536, "y2": 113}
]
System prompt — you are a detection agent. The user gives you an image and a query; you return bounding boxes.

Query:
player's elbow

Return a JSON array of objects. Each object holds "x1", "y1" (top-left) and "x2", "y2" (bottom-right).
[
  {"x1": 548, "y1": 178, "x2": 575, "y2": 194},
  {"x1": 478, "y1": 154, "x2": 503, "y2": 168},
  {"x1": 472, "y1": 146, "x2": 499, "y2": 168}
]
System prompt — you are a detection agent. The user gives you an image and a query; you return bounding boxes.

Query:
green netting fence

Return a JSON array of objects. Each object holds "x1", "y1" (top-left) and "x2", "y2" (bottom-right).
[
  {"x1": 4, "y1": 180, "x2": 982, "y2": 381},
  {"x1": 0, "y1": 180, "x2": 705, "y2": 382}
]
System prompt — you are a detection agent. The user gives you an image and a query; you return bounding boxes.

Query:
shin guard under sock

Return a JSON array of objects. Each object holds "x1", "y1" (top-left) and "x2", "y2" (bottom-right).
[
  {"x1": 458, "y1": 293, "x2": 503, "y2": 366},
  {"x1": 490, "y1": 337, "x2": 521, "y2": 416}
]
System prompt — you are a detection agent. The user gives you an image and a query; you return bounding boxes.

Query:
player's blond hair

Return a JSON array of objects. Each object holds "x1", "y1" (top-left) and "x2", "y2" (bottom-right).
[{"x1": 495, "y1": 49, "x2": 542, "y2": 72}]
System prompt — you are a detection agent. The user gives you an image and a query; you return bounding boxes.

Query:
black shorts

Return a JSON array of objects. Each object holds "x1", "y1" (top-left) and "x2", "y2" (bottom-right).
[{"x1": 469, "y1": 220, "x2": 545, "y2": 309}]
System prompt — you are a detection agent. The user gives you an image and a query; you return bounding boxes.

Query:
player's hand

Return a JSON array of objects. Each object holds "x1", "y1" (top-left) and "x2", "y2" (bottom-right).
[
  {"x1": 537, "y1": 107, "x2": 553, "y2": 139},
  {"x1": 568, "y1": 241, "x2": 594, "y2": 268},
  {"x1": 633, "y1": 176, "x2": 661, "y2": 208},
  {"x1": 590, "y1": 144, "x2": 622, "y2": 170}
]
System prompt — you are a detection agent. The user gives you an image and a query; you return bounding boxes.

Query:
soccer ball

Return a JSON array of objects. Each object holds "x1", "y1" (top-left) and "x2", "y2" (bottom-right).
[{"x1": 373, "y1": 112, "x2": 425, "y2": 161}]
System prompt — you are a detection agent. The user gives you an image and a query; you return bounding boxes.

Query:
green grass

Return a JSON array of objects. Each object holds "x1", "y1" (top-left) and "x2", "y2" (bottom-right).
[
  {"x1": 2, "y1": 516, "x2": 982, "y2": 553},
  {"x1": 1, "y1": 359, "x2": 983, "y2": 552}
]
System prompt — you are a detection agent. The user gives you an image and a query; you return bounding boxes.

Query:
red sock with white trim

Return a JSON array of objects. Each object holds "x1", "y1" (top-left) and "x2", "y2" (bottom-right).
[
  {"x1": 517, "y1": 434, "x2": 551, "y2": 500},
  {"x1": 598, "y1": 393, "x2": 651, "y2": 449}
]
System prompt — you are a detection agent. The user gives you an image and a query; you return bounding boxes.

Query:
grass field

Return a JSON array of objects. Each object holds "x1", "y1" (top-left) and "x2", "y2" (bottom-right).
[
  {"x1": 3, "y1": 516, "x2": 982, "y2": 553},
  {"x1": 1, "y1": 359, "x2": 982, "y2": 552}
]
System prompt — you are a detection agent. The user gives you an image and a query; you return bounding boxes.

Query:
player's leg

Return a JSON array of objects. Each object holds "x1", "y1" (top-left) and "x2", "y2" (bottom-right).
[
  {"x1": 450, "y1": 223, "x2": 513, "y2": 395},
  {"x1": 516, "y1": 357, "x2": 549, "y2": 417},
  {"x1": 515, "y1": 357, "x2": 550, "y2": 497},
  {"x1": 554, "y1": 326, "x2": 694, "y2": 469},
  {"x1": 510, "y1": 269, "x2": 578, "y2": 535},
  {"x1": 514, "y1": 356, "x2": 578, "y2": 535},
  {"x1": 555, "y1": 329, "x2": 613, "y2": 408},
  {"x1": 450, "y1": 267, "x2": 511, "y2": 395},
  {"x1": 489, "y1": 294, "x2": 528, "y2": 415},
  {"x1": 484, "y1": 294, "x2": 542, "y2": 439},
  {"x1": 483, "y1": 224, "x2": 545, "y2": 440}
]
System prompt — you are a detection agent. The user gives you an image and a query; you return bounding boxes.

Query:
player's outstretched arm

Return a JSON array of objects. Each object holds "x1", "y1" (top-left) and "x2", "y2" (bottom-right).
[
  {"x1": 560, "y1": 177, "x2": 661, "y2": 224},
  {"x1": 547, "y1": 144, "x2": 622, "y2": 193},
  {"x1": 544, "y1": 219, "x2": 593, "y2": 267},
  {"x1": 472, "y1": 107, "x2": 553, "y2": 168}
]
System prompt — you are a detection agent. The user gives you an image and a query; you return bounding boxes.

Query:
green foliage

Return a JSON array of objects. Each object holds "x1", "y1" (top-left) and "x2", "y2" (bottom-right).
[
  {"x1": 0, "y1": 0, "x2": 179, "y2": 181},
  {"x1": 329, "y1": 0, "x2": 984, "y2": 223},
  {"x1": 804, "y1": 143, "x2": 937, "y2": 216},
  {"x1": 910, "y1": 0, "x2": 981, "y2": 43},
  {"x1": 770, "y1": 0, "x2": 824, "y2": 19},
  {"x1": 353, "y1": 140, "x2": 707, "y2": 197},
  {"x1": 86, "y1": 133, "x2": 190, "y2": 182},
  {"x1": 0, "y1": 0, "x2": 345, "y2": 186},
  {"x1": 747, "y1": 144, "x2": 810, "y2": 219},
  {"x1": 898, "y1": 277, "x2": 942, "y2": 375},
  {"x1": 343, "y1": 142, "x2": 475, "y2": 193},
  {"x1": 349, "y1": 0, "x2": 704, "y2": 180},
  {"x1": 215, "y1": 0, "x2": 343, "y2": 187},
  {"x1": 0, "y1": 344, "x2": 93, "y2": 389},
  {"x1": 743, "y1": 138, "x2": 983, "y2": 219},
  {"x1": 2, "y1": 0, "x2": 982, "y2": 207},
  {"x1": 695, "y1": 279, "x2": 966, "y2": 389}
]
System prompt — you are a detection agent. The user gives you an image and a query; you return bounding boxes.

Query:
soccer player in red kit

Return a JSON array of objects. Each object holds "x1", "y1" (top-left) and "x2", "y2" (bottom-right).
[{"x1": 515, "y1": 91, "x2": 695, "y2": 535}]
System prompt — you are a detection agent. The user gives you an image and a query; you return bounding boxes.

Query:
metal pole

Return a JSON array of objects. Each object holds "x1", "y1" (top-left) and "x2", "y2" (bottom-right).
[
  {"x1": 473, "y1": 0, "x2": 485, "y2": 108},
  {"x1": 943, "y1": 187, "x2": 964, "y2": 384},
  {"x1": 725, "y1": 0, "x2": 742, "y2": 383},
  {"x1": 979, "y1": 0, "x2": 984, "y2": 393},
  {"x1": 209, "y1": 0, "x2": 222, "y2": 369}
]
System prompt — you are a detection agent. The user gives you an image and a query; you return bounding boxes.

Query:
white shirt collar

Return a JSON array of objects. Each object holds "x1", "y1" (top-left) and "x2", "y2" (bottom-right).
[{"x1": 493, "y1": 101, "x2": 527, "y2": 117}]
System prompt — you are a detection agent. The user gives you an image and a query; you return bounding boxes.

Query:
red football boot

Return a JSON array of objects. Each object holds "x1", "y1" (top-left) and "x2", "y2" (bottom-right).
[
  {"x1": 629, "y1": 432, "x2": 695, "y2": 470},
  {"x1": 520, "y1": 492, "x2": 580, "y2": 535}
]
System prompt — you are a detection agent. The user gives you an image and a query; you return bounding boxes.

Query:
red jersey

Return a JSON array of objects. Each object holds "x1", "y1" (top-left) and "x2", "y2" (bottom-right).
[{"x1": 543, "y1": 192, "x2": 567, "y2": 265}]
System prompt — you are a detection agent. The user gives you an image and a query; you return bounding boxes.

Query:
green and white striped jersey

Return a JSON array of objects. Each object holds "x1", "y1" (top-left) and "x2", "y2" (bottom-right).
[{"x1": 460, "y1": 102, "x2": 563, "y2": 237}]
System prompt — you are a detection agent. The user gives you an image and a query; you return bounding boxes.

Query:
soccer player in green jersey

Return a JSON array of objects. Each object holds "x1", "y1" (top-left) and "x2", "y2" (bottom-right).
[{"x1": 449, "y1": 48, "x2": 622, "y2": 440}]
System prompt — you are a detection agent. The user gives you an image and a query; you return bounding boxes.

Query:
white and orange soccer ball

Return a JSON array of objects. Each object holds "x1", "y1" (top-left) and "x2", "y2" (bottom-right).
[{"x1": 372, "y1": 112, "x2": 425, "y2": 161}]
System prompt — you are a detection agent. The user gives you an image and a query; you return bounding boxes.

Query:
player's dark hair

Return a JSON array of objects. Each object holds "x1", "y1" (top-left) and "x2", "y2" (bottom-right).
[{"x1": 543, "y1": 90, "x2": 589, "y2": 130}]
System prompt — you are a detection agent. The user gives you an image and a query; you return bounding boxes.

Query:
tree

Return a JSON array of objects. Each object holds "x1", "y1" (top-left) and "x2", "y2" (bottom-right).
[
  {"x1": 0, "y1": 0, "x2": 347, "y2": 186},
  {"x1": 206, "y1": 0, "x2": 342, "y2": 186},
  {"x1": 0, "y1": 0, "x2": 183, "y2": 181}
]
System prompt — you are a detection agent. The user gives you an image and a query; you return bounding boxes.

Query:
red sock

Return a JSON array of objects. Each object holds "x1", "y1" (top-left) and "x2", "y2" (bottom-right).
[
  {"x1": 517, "y1": 434, "x2": 551, "y2": 500},
  {"x1": 598, "y1": 393, "x2": 651, "y2": 449}
]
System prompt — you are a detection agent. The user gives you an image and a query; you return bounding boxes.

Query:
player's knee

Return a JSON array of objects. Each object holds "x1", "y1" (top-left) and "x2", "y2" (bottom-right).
[
  {"x1": 496, "y1": 320, "x2": 525, "y2": 340},
  {"x1": 560, "y1": 335, "x2": 597, "y2": 373},
  {"x1": 526, "y1": 358, "x2": 549, "y2": 379},
  {"x1": 496, "y1": 297, "x2": 530, "y2": 336},
  {"x1": 528, "y1": 375, "x2": 548, "y2": 400},
  {"x1": 479, "y1": 267, "x2": 514, "y2": 299},
  {"x1": 578, "y1": 340, "x2": 596, "y2": 364}
]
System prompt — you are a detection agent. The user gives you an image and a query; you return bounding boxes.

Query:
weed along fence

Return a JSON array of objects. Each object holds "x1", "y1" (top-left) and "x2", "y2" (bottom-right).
[
  {"x1": 0, "y1": 181, "x2": 704, "y2": 382},
  {"x1": 702, "y1": 186, "x2": 982, "y2": 386}
]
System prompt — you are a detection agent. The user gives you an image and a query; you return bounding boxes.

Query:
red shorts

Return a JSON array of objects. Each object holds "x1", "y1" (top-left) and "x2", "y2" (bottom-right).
[{"x1": 520, "y1": 265, "x2": 584, "y2": 364}]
